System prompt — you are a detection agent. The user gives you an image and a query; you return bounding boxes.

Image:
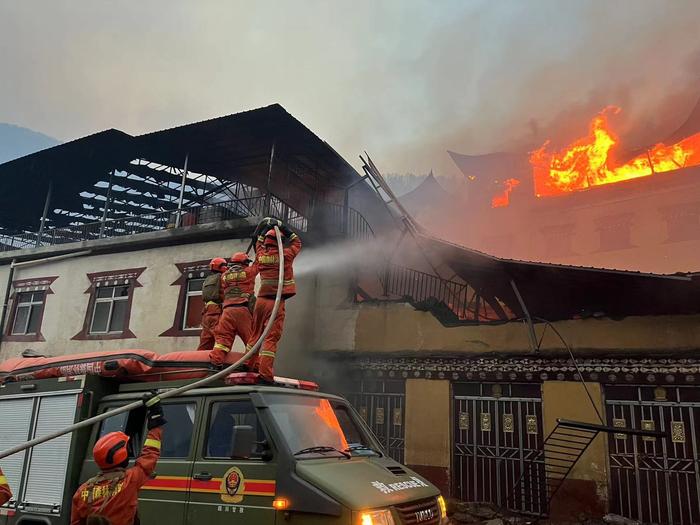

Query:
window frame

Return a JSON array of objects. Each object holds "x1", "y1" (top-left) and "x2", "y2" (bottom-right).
[
  {"x1": 202, "y1": 396, "x2": 270, "y2": 461},
  {"x1": 89, "y1": 284, "x2": 131, "y2": 335},
  {"x1": 72, "y1": 268, "x2": 145, "y2": 341},
  {"x1": 4, "y1": 276, "x2": 57, "y2": 343},
  {"x1": 160, "y1": 259, "x2": 212, "y2": 338},
  {"x1": 11, "y1": 291, "x2": 46, "y2": 336},
  {"x1": 182, "y1": 277, "x2": 205, "y2": 331}
]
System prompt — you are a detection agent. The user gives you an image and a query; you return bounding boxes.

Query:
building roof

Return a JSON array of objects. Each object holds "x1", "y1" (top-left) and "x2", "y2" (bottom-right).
[
  {"x1": 0, "y1": 104, "x2": 361, "y2": 230},
  {"x1": 420, "y1": 233, "x2": 700, "y2": 321}
]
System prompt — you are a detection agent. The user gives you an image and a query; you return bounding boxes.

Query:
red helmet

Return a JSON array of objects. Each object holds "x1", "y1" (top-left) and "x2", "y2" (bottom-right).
[
  {"x1": 93, "y1": 431, "x2": 129, "y2": 470},
  {"x1": 230, "y1": 252, "x2": 250, "y2": 264},
  {"x1": 209, "y1": 257, "x2": 227, "y2": 272},
  {"x1": 264, "y1": 229, "x2": 278, "y2": 246}
]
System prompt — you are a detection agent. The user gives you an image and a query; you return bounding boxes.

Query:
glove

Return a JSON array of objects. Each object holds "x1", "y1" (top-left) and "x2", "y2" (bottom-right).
[
  {"x1": 146, "y1": 402, "x2": 167, "y2": 430},
  {"x1": 210, "y1": 348, "x2": 228, "y2": 367},
  {"x1": 279, "y1": 224, "x2": 292, "y2": 237}
]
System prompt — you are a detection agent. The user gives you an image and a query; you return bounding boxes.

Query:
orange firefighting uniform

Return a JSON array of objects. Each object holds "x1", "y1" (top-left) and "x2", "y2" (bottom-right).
[
  {"x1": 0, "y1": 466, "x2": 11, "y2": 506},
  {"x1": 247, "y1": 231, "x2": 302, "y2": 380},
  {"x1": 212, "y1": 263, "x2": 258, "y2": 356},
  {"x1": 197, "y1": 271, "x2": 224, "y2": 351},
  {"x1": 70, "y1": 427, "x2": 162, "y2": 525}
]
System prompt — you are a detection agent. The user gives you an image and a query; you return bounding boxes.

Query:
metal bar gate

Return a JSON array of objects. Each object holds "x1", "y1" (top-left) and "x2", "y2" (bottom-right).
[
  {"x1": 453, "y1": 383, "x2": 545, "y2": 515},
  {"x1": 349, "y1": 379, "x2": 405, "y2": 463},
  {"x1": 606, "y1": 385, "x2": 700, "y2": 525}
]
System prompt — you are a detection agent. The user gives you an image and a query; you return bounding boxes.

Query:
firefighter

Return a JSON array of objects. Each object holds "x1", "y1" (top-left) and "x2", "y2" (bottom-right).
[
  {"x1": 209, "y1": 252, "x2": 258, "y2": 367},
  {"x1": 247, "y1": 218, "x2": 302, "y2": 383},
  {"x1": 0, "y1": 466, "x2": 11, "y2": 506},
  {"x1": 70, "y1": 401, "x2": 167, "y2": 525},
  {"x1": 197, "y1": 257, "x2": 227, "y2": 351}
]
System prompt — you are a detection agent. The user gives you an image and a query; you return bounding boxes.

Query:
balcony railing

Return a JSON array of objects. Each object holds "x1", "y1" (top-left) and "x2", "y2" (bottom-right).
[
  {"x1": 0, "y1": 194, "x2": 374, "y2": 253},
  {"x1": 383, "y1": 264, "x2": 510, "y2": 323}
]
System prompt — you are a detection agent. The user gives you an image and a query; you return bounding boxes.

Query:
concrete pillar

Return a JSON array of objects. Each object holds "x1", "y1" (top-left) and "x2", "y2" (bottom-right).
[
  {"x1": 542, "y1": 381, "x2": 608, "y2": 519},
  {"x1": 405, "y1": 378, "x2": 451, "y2": 494}
]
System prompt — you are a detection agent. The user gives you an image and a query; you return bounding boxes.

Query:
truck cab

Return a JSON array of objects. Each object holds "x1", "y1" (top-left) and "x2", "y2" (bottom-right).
[{"x1": 1, "y1": 375, "x2": 446, "y2": 525}]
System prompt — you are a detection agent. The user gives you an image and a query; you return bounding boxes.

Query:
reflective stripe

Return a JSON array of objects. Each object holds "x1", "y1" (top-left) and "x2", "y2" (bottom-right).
[
  {"x1": 213, "y1": 343, "x2": 230, "y2": 352},
  {"x1": 205, "y1": 301, "x2": 219, "y2": 306},
  {"x1": 261, "y1": 279, "x2": 295, "y2": 285},
  {"x1": 260, "y1": 351, "x2": 276, "y2": 358},
  {"x1": 0, "y1": 476, "x2": 7, "y2": 485},
  {"x1": 289, "y1": 233, "x2": 298, "y2": 240},
  {"x1": 144, "y1": 439, "x2": 161, "y2": 450}
]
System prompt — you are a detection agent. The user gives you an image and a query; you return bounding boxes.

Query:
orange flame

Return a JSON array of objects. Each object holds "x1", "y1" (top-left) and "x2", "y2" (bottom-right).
[
  {"x1": 491, "y1": 178, "x2": 521, "y2": 207},
  {"x1": 530, "y1": 106, "x2": 700, "y2": 197}
]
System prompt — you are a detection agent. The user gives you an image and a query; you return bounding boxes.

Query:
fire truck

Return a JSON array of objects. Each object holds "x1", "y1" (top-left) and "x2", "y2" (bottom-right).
[{"x1": 0, "y1": 372, "x2": 446, "y2": 525}]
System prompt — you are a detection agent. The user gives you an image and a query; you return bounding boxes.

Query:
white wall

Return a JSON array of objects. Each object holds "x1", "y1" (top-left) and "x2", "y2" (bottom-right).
[{"x1": 0, "y1": 239, "x2": 357, "y2": 381}]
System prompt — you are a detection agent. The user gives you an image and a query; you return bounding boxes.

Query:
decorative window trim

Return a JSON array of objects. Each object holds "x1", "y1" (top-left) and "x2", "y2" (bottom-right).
[
  {"x1": 160, "y1": 260, "x2": 210, "y2": 338},
  {"x1": 72, "y1": 267, "x2": 145, "y2": 341},
  {"x1": 4, "y1": 276, "x2": 58, "y2": 342}
]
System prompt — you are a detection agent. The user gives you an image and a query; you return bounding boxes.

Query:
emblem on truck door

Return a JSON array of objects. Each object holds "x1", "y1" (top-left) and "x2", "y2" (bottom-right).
[
  {"x1": 415, "y1": 508, "x2": 435, "y2": 522},
  {"x1": 220, "y1": 467, "x2": 245, "y2": 503}
]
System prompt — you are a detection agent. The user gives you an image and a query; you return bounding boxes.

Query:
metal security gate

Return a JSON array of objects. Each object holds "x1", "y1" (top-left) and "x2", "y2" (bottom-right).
[
  {"x1": 453, "y1": 383, "x2": 545, "y2": 514},
  {"x1": 348, "y1": 379, "x2": 405, "y2": 462},
  {"x1": 606, "y1": 385, "x2": 700, "y2": 525}
]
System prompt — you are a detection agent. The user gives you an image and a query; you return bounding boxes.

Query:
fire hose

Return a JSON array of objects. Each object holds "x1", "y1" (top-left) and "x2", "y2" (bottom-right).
[{"x1": 0, "y1": 226, "x2": 285, "y2": 460}]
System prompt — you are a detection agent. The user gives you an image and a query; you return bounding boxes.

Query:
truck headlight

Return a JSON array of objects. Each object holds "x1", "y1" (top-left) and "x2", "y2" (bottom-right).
[
  {"x1": 360, "y1": 509, "x2": 395, "y2": 525},
  {"x1": 437, "y1": 495, "x2": 447, "y2": 520}
]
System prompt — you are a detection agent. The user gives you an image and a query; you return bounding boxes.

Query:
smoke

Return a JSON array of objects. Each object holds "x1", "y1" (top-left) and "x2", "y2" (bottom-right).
[{"x1": 293, "y1": 237, "x2": 389, "y2": 278}]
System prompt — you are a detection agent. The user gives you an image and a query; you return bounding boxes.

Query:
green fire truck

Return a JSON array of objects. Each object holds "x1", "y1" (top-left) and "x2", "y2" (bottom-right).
[{"x1": 0, "y1": 374, "x2": 446, "y2": 525}]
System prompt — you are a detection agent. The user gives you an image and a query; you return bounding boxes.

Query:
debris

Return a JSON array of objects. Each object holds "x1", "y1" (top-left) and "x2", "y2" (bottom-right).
[{"x1": 602, "y1": 514, "x2": 640, "y2": 525}]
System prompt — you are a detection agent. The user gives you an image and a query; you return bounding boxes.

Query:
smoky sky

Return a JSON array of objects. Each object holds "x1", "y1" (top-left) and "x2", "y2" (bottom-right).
[{"x1": 1, "y1": 0, "x2": 699, "y2": 177}]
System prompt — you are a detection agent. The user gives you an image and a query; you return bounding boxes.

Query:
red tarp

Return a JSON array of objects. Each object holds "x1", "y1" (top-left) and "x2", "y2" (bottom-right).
[{"x1": 0, "y1": 349, "x2": 246, "y2": 383}]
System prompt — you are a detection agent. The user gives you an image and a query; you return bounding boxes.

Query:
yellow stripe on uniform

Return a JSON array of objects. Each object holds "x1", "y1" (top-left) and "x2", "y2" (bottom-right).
[
  {"x1": 260, "y1": 351, "x2": 276, "y2": 358},
  {"x1": 144, "y1": 439, "x2": 161, "y2": 450},
  {"x1": 0, "y1": 476, "x2": 7, "y2": 485},
  {"x1": 213, "y1": 343, "x2": 230, "y2": 352}
]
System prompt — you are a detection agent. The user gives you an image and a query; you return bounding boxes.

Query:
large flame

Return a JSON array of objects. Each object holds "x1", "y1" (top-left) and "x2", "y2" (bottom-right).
[{"x1": 530, "y1": 106, "x2": 700, "y2": 197}]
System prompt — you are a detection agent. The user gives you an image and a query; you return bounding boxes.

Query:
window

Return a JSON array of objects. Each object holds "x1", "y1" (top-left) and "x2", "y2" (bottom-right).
[
  {"x1": 98, "y1": 405, "x2": 146, "y2": 459},
  {"x1": 90, "y1": 285, "x2": 130, "y2": 334},
  {"x1": 161, "y1": 260, "x2": 217, "y2": 338},
  {"x1": 660, "y1": 204, "x2": 700, "y2": 242},
  {"x1": 160, "y1": 403, "x2": 196, "y2": 458},
  {"x1": 73, "y1": 268, "x2": 144, "y2": 341},
  {"x1": 595, "y1": 213, "x2": 634, "y2": 252},
  {"x1": 205, "y1": 400, "x2": 264, "y2": 459},
  {"x1": 11, "y1": 291, "x2": 46, "y2": 335},
  {"x1": 183, "y1": 278, "x2": 205, "y2": 330},
  {"x1": 5, "y1": 277, "x2": 56, "y2": 342}
]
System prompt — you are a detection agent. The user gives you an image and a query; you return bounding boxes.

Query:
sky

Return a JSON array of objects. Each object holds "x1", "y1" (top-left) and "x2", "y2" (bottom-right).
[{"x1": 1, "y1": 0, "x2": 700, "y2": 177}]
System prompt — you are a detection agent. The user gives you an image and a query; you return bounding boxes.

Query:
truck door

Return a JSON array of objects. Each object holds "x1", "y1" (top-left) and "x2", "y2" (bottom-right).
[
  {"x1": 186, "y1": 395, "x2": 277, "y2": 524},
  {"x1": 94, "y1": 399, "x2": 200, "y2": 525},
  {"x1": 139, "y1": 399, "x2": 200, "y2": 525}
]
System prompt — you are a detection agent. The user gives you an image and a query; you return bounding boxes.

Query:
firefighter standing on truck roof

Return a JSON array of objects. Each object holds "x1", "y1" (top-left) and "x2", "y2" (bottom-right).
[
  {"x1": 247, "y1": 217, "x2": 302, "y2": 383},
  {"x1": 197, "y1": 257, "x2": 227, "y2": 351},
  {"x1": 209, "y1": 252, "x2": 259, "y2": 367},
  {"x1": 0, "y1": 466, "x2": 11, "y2": 506},
  {"x1": 70, "y1": 400, "x2": 167, "y2": 525}
]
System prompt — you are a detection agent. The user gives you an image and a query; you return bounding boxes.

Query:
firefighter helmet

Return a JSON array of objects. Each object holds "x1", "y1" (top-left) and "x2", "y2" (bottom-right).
[
  {"x1": 93, "y1": 431, "x2": 130, "y2": 470},
  {"x1": 264, "y1": 229, "x2": 278, "y2": 246},
  {"x1": 209, "y1": 257, "x2": 227, "y2": 272},
  {"x1": 230, "y1": 252, "x2": 250, "y2": 264}
]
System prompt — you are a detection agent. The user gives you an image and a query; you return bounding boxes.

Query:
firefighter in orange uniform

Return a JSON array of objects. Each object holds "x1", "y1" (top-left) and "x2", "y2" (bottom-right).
[
  {"x1": 247, "y1": 218, "x2": 302, "y2": 382},
  {"x1": 209, "y1": 252, "x2": 258, "y2": 367},
  {"x1": 197, "y1": 257, "x2": 227, "y2": 351},
  {"x1": 71, "y1": 401, "x2": 166, "y2": 525},
  {"x1": 0, "y1": 466, "x2": 12, "y2": 506}
]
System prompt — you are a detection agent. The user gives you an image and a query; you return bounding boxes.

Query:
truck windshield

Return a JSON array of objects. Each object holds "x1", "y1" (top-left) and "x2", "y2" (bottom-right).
[{"x1": 266, "y1": 395, "x2": 380, "y2": 459}]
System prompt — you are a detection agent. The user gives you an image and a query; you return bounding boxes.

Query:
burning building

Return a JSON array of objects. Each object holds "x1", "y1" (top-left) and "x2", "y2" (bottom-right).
[
  {"x1": 0, "y1": 105, "x2": 699, "y2": 523},
  {"x1": 443, "y1": 99, "x2": 700, "y2": 274}
]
